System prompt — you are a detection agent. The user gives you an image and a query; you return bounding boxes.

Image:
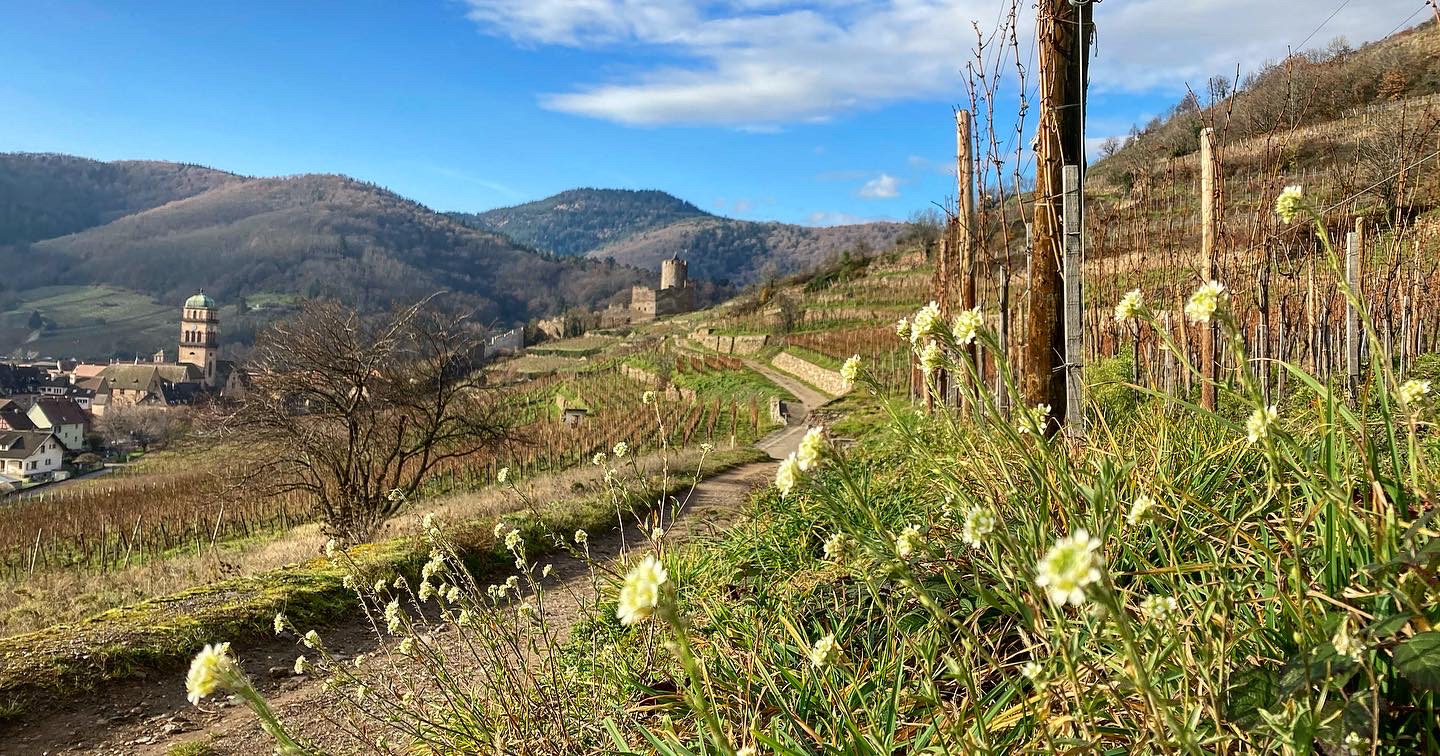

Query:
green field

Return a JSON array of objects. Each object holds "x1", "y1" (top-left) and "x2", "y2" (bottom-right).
[{"x1": 0, "y1": 285, "x2": 178, "y2": 360}]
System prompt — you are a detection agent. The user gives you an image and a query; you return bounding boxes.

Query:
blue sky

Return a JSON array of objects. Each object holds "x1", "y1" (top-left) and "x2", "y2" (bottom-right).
[{"x1": 1, "y1": 0, "x2": 1429, "y2": 225}]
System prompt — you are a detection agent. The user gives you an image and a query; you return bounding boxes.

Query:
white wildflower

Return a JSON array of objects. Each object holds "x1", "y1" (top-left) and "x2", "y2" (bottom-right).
[
  {"x1": 1246, "y1": 405, "x2": 1278, "y2": 444},
  {"x1": 1275, "y1": 185, "x2": 1304, "y2": 223},
  {"x1": 840, "y1": 355, "x2": 862, "y2": 388},
  {"x1": 542, "y1": 564, "x2": 554, "y2": 579},
  {"x1": 700, "y1": 442, "x2": 714, "y2": 453},
  {"x1": 273, "y1": 612, "x2": 287, "y2": 635},
  {"x1": 504, "y1": 529, "x2": 523, "y2": 551},
  {"x1": 185, "y1": 642, "x2": 237, "y2": 705},
  {"x1": 1185, "y1": 280, "x2": 1226, "y2": 324},
  {"x1": 574, "y1": 529, "x2": 588, "y2": 546},
  {"x1": 919, "y1": 340, "x2": 944, "y2": 375},
  {"x1": 1397, "y1": 379, "x2": 1431, "y2": 406},
  {"x1": 1021, "y1": 660, "x2": 1043, "y2": 681},
  {"x1": 650, "y1": 526, "x2": 665, "y2": 541},
  {"x1": 293, "y1": 655, "x2": 309, "y2": 675},
  {"x1": 1018, "y1": 403, "x2": 1051, "y2": 435},
  {"x1": 398, "y1": 637, "x2": 415, "y2": 656},
  {"x1": 775, "y1": 453, "x2": 800, "y2": 497},
  {"x1": 324, "y1": 539, "x2": 338, "y2": 558},
  {"x1": 372, "y1": 577, "x2": 387, "y2": 594},
  {"x1": 385, "y1": 599, "x2": 402, "y2": 634},
  {"x1": 1127, "y1": 494, "x2": 1156, "y2": 526},
  {"x1": 421, "y1": 512, "x2": 436, "y2": 533},
  {"x1": 822, "y1": 533, "x2": 852, "y2": 562},
  {"x1": 809, "y1": 633, "x2": 840, "y2": 669},
  {"x1": 302, "y1": 630, "x2": 322, "y2": 649},
  {"x1": 796, "y1": 426, "x2": 826, "y2": 471},
  {"x1": 1035, "y1": 529, "x2": 1104, "y2": 607},
  {"x1": 1114, "y1": 289, "x2": 1145, "y2": 323},
  {"x1": 445, "y1": 585, "x2": 461, "y2": 604},
  {"x1": 896, "y1": 525, "x2": 923, "y2": 559},
  {"x1": 642, "y1": 390, "x2": 657, "y2": 405},
  {"x1": 613, "y1": 441, "x2": 629, "y2": 458},
  {"x1": 961, "y1": 506, "x2": 997, "y2": 549},
  {"x1": 517, "y1": 601, "x2": 537, "y2": 623},
  {"x1": 951, "y1": 306, "x2": 984, "y2": 345},
  {"x1": 592, "y1": 451, "x2": 607, "y2": 466},
  {"x1": 1139, "y1": 595, "x2": 1179, "y2": 621},
  {"x1": 1332, "y1": 619, "x2": 1365, "y2": 663},
  {"x1": 616, "y1": 555, "x2": 668, "y2": 626},
  {"x1": 497, "y1": 467, "x2": 509, "y2": 483},
  {"x1": 895, "y1": 316, "x2": 912, "y2": 339},
  {"x1": 912, "y1": 301, "x2": 942, "y2": 344}
]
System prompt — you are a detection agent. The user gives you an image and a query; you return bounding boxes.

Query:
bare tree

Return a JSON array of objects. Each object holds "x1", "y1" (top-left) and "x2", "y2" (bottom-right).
[
  {"x1": 215, "y1": 297, "x2": 509, "y2": 544},
  {"x1": 97, "y1": 406, "x2": 189, "y2": 452}
]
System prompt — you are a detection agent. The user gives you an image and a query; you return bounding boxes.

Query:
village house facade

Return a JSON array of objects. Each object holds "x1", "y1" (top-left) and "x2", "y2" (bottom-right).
[{"x1": 0, "y1": 430, "x2": 63, "y2": 482}]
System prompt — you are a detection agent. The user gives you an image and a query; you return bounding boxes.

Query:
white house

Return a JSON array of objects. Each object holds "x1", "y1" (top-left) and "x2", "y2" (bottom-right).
[
  {"x1": 26, "y1": 398, "x2": 90, "y2": 452},
  {"x1": 0, "y1": 430, "x2": 63, "y2": 481}
]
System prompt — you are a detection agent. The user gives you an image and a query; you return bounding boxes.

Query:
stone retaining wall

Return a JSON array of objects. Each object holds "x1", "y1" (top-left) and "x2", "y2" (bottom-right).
[
  {"x1": 689, "y1": 331, "x2": 770, "y2": 355},
  {"x1": 771, "y1": 352, "x2": 849, "y2": 397}
]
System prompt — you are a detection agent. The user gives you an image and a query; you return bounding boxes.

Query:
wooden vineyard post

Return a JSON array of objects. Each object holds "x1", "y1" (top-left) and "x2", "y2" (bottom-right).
[
  {"x1": 1346, "y1": 225, "x2": 1362, "y2": 396},
  {"x1": 956, "y1": 109, "x2": 978, "y2": 413},
  {"x1": 996, "y1": 265, "x2": 1012, "y2": 419},
  {"x1": 1024, "y1": 0, "x2": 1092, "y2": 435},
  {"x1": 1199, "y1": 127, "x2": 1218, "y2": 411},
  {"x1": 1062, "y1": 165, "x2": 1085, "y2": 436}
]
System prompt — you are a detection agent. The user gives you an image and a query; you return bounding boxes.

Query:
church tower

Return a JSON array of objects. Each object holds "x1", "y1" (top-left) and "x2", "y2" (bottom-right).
[{"x1": 179, "y1": 291, "x2": 220, "y2": 388}]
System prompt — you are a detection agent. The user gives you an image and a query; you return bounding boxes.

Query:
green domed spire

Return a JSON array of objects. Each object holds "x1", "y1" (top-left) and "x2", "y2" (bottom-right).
[{"x1": 185, "y1": 291, "x2": 216, "y2": 309}]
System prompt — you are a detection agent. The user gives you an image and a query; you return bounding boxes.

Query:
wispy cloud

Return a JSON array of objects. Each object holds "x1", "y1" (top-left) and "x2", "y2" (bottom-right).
[
  {"x1": 857, "y1": 173, "x2": 899, "y2": 199},
  {"x1": 807, "y1": 210, "x2": 877, "y2": 226},
  {"x1": 461, "y1": 0, "x2": 1425, "y2": 127}
]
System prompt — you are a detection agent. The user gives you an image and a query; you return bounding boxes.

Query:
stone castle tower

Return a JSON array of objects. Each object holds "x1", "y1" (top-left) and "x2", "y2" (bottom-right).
[
  {"x1": 178, "y1": 291, "x2": 220, "y2": 388},
  {"x1": 660, "y1": 254, "x2": 688, "y2": 290}
]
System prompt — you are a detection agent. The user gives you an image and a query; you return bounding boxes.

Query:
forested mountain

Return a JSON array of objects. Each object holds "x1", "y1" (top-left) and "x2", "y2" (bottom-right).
[
  {"x1": 449, "y1": 189, "x2": 710, "y2": 257},
  {"x1": 0, "y1": 154, "x2": 645, "y2": 343},
  {"x1": 0, "y1": 153, "x2": 243, "y2": 244},
  {"x1": 452, "y1": 188, "x2": 906, "y2": 285}
]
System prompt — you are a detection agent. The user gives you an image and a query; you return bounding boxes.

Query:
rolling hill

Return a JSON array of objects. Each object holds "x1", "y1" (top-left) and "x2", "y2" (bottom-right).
[
  {"x1": 0, "y1": 155, "x2": 647, "y2": 358},
  {"x1": 450, "y1": 188, "x2": 906, "y2": 285}
]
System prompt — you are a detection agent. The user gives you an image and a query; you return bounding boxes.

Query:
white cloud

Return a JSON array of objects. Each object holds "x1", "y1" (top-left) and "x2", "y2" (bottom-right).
[
  {"x1": 857, "y1": 173, "x2": 900, "y2": 199},
  {"x1": 461, "y1": 0, "x2": 1428, "y2": 127}
]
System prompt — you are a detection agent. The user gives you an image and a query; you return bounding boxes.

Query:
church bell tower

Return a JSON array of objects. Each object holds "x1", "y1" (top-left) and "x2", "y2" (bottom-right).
[{"x1": 179, "y1": 291, "x2": 220, "y2": 388}]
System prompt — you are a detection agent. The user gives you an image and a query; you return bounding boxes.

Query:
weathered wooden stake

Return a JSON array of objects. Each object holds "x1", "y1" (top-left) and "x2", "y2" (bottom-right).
[
  {"x1": 1062, "y1": 165, "x2": 1085, "y2": 435},
  {"x1": 1199, "y1": 126, "x2": 1218, "y2": 410},
  {"x1": 1346, "y1": 229, "x2": 1361, "y2": 395}
]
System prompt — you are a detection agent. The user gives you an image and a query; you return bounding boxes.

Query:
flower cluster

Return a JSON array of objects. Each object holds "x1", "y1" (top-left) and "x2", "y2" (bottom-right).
[
  {"x1": 1114, "y1": 289, "x2": 1145, "y2": 323},
  {"x1": 911, "y1": 301, "x2": 942, "y2": 344},
  {"x1": 951, "y1": 306, "x2": 984, "y2": 346},
  {"x1": 775, "y1": 453, "x2": 800, "y2": 497},
  {"x1": 497, "y1": 467, "x2": 509, "y2": 484},
  {"x1": 185, "y1": 642, "x2": 239, "y2": 705},
  {"x1": 840, "y1": 355, "x2": 861, "y2": 388},
  {"x1": 797, "y1": 427, "x2": 826, "y2": 471},
  {"x1": 895, "y1": 525, "x2": 923, "y2": 560},
  {"x1": 895, "y1": 317, "x2": 912, "y2": 339},
  {"x1": 1185, "y1": 280, "x2": 1227, "y2": 324},
  {"x1": 616, "y1": 555, "x2": 668, "y2": 626},
  {"x1": 1332, "y1": 619, "x2": 1365, "y2": 663},
  {"x1": 1397, "y1": 378, "x2": 1432, "y2": 406},
  {"x1": 809, "y1": 633, "x2": 840, "y2": 669},
  {"x1": 592, "y1": 451, "x2": 606, "y2": 466},
  {"x1": 1275, "y1": 184, "x2": 1304, "y2": 223},
  {"x1": 919, "y1": 341, "x2": 945, "y2": 375},
  {"x1": 1127, "y1": 494, "x2": 1156, "y2": 526},
  {"x1": 961, "y1": 506, "x2": 997, "y2": 549},
  {"x1": 1035, "y1": 529, "x2": 1104, "y2": 607},
  {"x1": 613, "y1": 441, "x2": 629, "y2": 458},
  {"x1": 642, "y1": 390, "x2": 657, "y2": 405},
  {"x1": 1139, "y1": 595, "x2": 1179, "y2": 621},
  {"x1": 1245, "y1": 405, "x2": 1278, "y2": 444},
  {"x1": 1017, "y1": 403, "x2": 1051, "y2": 435},
  {"x1": 822, "y1": 532, "x2": 853, "y2": 562}
]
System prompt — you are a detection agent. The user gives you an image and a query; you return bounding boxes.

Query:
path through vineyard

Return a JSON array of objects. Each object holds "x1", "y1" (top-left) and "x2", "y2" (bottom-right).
[{"x1": 0, "y1": 385, "x2": 825, "y2": 755}]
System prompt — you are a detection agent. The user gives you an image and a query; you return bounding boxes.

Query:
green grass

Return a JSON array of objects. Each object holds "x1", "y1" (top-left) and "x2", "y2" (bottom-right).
[
  {"x1": 0, "y1": 447, "x2": 766, "y2": 716},
  {"x1": 782, "y1": 344, "x2": 843, "y2": 371},
  {"x1": 0, "y1": 285, "x2": 177, "y2": 358}
]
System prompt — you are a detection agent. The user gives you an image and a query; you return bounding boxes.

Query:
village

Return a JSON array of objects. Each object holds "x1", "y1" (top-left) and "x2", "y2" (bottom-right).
[{"x1": 0, "y1": 258, "x2": 699, "y2": 494}]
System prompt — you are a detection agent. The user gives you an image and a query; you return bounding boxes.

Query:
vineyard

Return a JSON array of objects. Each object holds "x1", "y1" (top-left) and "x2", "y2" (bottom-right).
[{"x1": 0, "y1": 363, "x2": 777, "y2": 620}]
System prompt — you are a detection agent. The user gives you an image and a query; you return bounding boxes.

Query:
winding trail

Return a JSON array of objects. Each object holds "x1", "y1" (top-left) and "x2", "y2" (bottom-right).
[{"x1": 0, "y1": 390, "x2": 826, "y2": 755}]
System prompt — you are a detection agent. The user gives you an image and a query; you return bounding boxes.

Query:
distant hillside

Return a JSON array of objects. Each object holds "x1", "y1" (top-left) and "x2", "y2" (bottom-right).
[
  {"x1": 587, "y1": 217, "x2": 906, "y2": 285},
  {"x1": 0, "y1": 153, "x2": 243, "y2": 245},
  {"x1": 452, "y1": 188, "x2": 907, "y2": 285},
  {"x1": 0, "y1": 154, "x2": 646, "y2": 357},
  {"x1": 450, "y1": 188, "x2": 710, "y2": 257}
]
